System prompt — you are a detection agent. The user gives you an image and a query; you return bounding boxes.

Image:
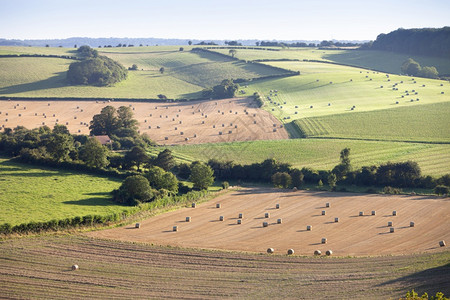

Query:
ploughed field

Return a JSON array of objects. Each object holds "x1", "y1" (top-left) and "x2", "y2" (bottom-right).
[
  {"x1": 0, "y1": 97, "x2": 288, "y2": 145},
  {"x1": 89, "y1": 188, "x2": 450, "y2": 257},
  {"x1": 0, "y1": 235, "x2": 449, "y2": 299}
]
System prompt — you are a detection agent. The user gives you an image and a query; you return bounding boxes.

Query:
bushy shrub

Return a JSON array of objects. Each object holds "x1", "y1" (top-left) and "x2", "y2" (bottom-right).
[
  {"x1": 222, "y1": 181, "x2": 229, "y2": 189},
  {"x1": 383, "y1": 186, "x2": 402, "y2": 194}
]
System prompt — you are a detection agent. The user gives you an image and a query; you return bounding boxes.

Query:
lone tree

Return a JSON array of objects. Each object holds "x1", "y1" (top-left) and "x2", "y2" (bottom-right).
[
  {"x1": 189, "y1": 162, "x2": 214, "y2": 190},
  {"x1": 159, "y1": 67, "x2": 165, "y2": 74},
  {"x1": 89, "y1": 105, "x2": 138, "y2": 137},
  {"x1": 229, "y1": 49, "x2": 237, "y2": 58},
  {"x1": 332, "y1": 148, "x2": 351, "y2": 181}
]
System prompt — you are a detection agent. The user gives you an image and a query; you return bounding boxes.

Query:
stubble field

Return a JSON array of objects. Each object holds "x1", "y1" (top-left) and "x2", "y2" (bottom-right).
[
  {"x1": 89, "y1": 188, "x2": 450, "y2": 257},
  {"x1": 0, "y1": 97, "x2": 288, "y2": 145}
]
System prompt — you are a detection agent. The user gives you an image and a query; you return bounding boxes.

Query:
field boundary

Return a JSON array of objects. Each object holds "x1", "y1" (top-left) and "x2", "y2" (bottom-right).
[{"x1": 0, "y1": 54, "x2": 80, "y2": 60}]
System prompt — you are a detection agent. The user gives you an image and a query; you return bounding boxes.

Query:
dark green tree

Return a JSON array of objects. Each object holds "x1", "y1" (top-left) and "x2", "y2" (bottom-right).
[
  {"x1": 290, "y1": 169, "x2": 304, "y2": 188},
  {"x1": 419, "y1": 66, "x2": 439, "y2": 79},
  {"x1": 271, "y1": 172, "x2": 292, "y2": 188},
  {"x1": 327, "y1": 173, "x2": 337, "y2": 190},
  {"x1": 124, "y1": 146, "x2": 149, "y2": 171},
  {"x1": 52, "y1": 124, "x2": 70, "y2": 135},
  {"x1": 145, "y1": 166, "x2": 178, "y2": 193},
  {"x1": 332, "y1": 148, "x2": 351, "y2": 181},
  {"x1": 159, "y1": 67, "x2": 165, "y2": 74},
  {"x1": 45, "y1": 133, "x2": 74, "y2": 162},
  {"x1": 116, "y1": 106, "x2": 138, "y2": 132},
  {"x1": 79, "y1": 138, "x2": 109, "y2": 168},
  {"x1": 189, "y1": 162, "x2": 214, "y2": 190},
  {"x1": 113, "y1": 175, "x2": 155, "y2": 205},
  {"x1": 154, "y1": 149, "x2": 175, "y2": 171},
  {"x1": 401, "y1": 58, "x2": 421, "y2": 76},
  {"x1": 89, "y1": 106, "x2": 118, "y2": 136},
  {"x1": 229, "y1": 49, "x2": 237, "y2": 57}
]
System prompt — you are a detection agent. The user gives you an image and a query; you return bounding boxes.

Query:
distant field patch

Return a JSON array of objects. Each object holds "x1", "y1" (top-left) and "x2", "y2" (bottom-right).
[
  {"x1": 295, "y1": 102, "x2": 450, "y2": 143},
  {"x1": 0, "y1": 157, "x2": 122, "y2": 226}
]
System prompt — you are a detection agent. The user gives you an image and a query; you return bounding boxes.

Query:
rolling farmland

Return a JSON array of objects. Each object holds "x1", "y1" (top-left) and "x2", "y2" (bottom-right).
[{"x1": 0, "y1": 235, "x2": 448, "y2": 299}]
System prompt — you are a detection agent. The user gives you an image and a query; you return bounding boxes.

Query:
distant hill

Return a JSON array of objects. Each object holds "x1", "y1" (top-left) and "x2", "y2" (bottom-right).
[
  {"x1": 366, "y1": 27, "x2": 450, "y2": 58},
  {"x1": 0, "y1": 37, "x2": 366, "y2": 48}
]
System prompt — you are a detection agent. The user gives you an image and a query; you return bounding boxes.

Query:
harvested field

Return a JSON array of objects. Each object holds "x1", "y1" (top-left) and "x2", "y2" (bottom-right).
[
  {"x1": 89, "y1": 188, "x2": 450, "y2": 256},
  {"x1": 0, "y1": 98, "x2": 288, "y2": 145},
  {"x1": 0, "y1": 235, "x2": 449, "y2": 299}
]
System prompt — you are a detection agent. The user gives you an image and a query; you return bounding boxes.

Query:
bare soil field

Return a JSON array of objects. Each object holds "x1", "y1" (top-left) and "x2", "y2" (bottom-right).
[
  {"x1": 0, "y1": 235, "x2": 449, "y2": 299},
  {"x1": 89, "y1": 188, "x2": 450, "y2": 257},
  {"x1": 0, "y1": 98, "x2": 288, "y2": 145}
]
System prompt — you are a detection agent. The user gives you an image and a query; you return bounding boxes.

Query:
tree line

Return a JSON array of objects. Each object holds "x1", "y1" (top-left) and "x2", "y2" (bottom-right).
[
  {"x1": 206, "y1": 148, "x2": 449, "y2": 195},
  {"x1": 362, "y1": 27, "x2": 450, "y2": 59}
]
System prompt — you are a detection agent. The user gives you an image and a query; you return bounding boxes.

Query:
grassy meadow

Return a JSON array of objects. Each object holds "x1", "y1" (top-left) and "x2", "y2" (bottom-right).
[
  {"x1": 168, "y1": 139, "x2": 450, "y2": 176},
  {"x1": 295, "y1": 102, "x2": 450, "y2": 143},
  {"x1": 0, "y1": 157, "x2": 123, "y2": 226}
]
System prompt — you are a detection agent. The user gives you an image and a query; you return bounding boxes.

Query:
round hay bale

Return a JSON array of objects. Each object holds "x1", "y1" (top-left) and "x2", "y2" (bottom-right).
[
  {"x1": 321, "y1": 210, "x2": 326, "y2": 215},
  {"x1": 71, "y1": 264, "x2": 79, "y2": 271},
  {"x1": 388, "y1": 221, "x2": 393, "y2": 227},
  {"x1": 439, "y1": 240, "x2": 446, "y2": 247},
  {"x1": 219, "y1": 131, "x2": 223, "y2": 135},
  {"x1": 359, "y1": 211, "x2": 364, "y2": 216},
  {"x1": 238, "y1": 213, "x2": 243, "y2": 219},
  {"x1": 228, "y1": 130, "x2": 232, "y2": 134},
  {"x1": 263, "y1": 221, "x2": 268, "y2": 227},
  {"x1": 164, "y1": 137, "x2": 168, "y2": 140},
  {"x1": 371, "y1": 210, "x2": 376, "y2": 215},
  {"x1": 267, "y1": 248, "x2": 274, "y2": 254},
  {"x1": 410, "y1": 221, "x2": 415, "y2": 227},
  {"x1": 180, "y1": 132, "x2": 184, "y2": 135},
  {"x1": 216, "y1": 203, "x2": 221, "y2": 208},
  {"x1": 287, "y1": 249, "x2": 294, "y2": 255},
  {"x1": 186, "y1": 216, "x2": 191, "y2": 222},
  {"x1": 185, "y1": 137, "x2": 189, "y2": 141},
  {"x1": 392, "y1": 210, "x2": 397, "y2": 216},
  {"x1": 135, "y1": 223, "x2": 140, "y2": 228},
  {"x1": 325, "y1": 202, "x2": 330, "y2": 208},
  {"x1": 265, "y1": 212, "x2": 270, "y2": 218},
  {"x1": 306, "y1": 225, "x2": 312, "y2": 231},
  {"x1": 173, "y1": 226, "x2": 178, "y2": 232},
  {"x1": 277, "y1": 218, "x2": 282, "y2": 224},
  {"x1": 325, "y1": 250, "x2": 333, "y2": 256},
  {"x1": 191, "y1": 202, "x2": 197, "y2": 208},
  {"x1": 237, "y1": 219, "x2": 242, "y2": 225},
  {"x1": 314, "y1": 250, "x2": 321, "y2": 256},
  {"x1": 219, "y1": 216, "x2": 224, "y2": 221},
  {"x1": 334, "y1": 217, "x2": 339, "y2": 223},
  {"x1": 390, "y1": 227, "x2": 395, "y2": 233},
  {"x1": 276, "y1": 203, "x2": 280, "y2": 209},
  {"x1": 321, "y1": 238, "x2": 327, "y2": 244}
]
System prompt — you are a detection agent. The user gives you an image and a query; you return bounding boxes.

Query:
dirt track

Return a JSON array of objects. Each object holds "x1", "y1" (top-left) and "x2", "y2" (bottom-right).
[
  {"x1": 88, "y1": 188, "x2": 450, "y2": 256},
  {"x1": 0, "y1": 98, "x2": 288, "y2": 145}
]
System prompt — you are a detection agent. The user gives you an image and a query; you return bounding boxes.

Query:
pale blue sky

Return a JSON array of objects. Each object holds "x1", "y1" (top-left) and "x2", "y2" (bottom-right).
[{"x1": 1, "y1": 0, "x2": 449, "y2": 41}]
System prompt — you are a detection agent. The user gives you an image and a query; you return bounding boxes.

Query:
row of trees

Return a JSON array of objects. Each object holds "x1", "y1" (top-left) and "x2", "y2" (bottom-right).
[
  {"x1": 256, "y1": 40, "x2": 361, "y2": 48},
  {"x1": 206, "y1": 149, "x2": 449, "y2": 194},
  {"x1": 401, "y1": 58, "x2": 439, "y2": 79}
]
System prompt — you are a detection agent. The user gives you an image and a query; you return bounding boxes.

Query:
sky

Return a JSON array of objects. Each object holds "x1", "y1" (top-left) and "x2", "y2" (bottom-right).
[{"x1": 1, "y1": 0, "x2": 449, "y2": 41}]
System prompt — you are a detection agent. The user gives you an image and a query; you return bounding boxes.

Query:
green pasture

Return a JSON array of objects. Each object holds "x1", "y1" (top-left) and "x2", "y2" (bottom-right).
[
  {"x1": 0, "y1": 157, "x2": 123, "y2": 226},
  {"x1": 168, "y1": 139, "x2": 450, "y2": 177},
  {"x1": 0, "y1": 46, "x2": 286, "y2": 98},
  {"x1": 241, "y1": 61, "x2": 450, "y2": 122},
  {"x1": 295, "y1": 102, "x2": 450, "y2": 143},
  {"x1": 211, "y1": 47, "x2": 450, "y2": 75}
]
